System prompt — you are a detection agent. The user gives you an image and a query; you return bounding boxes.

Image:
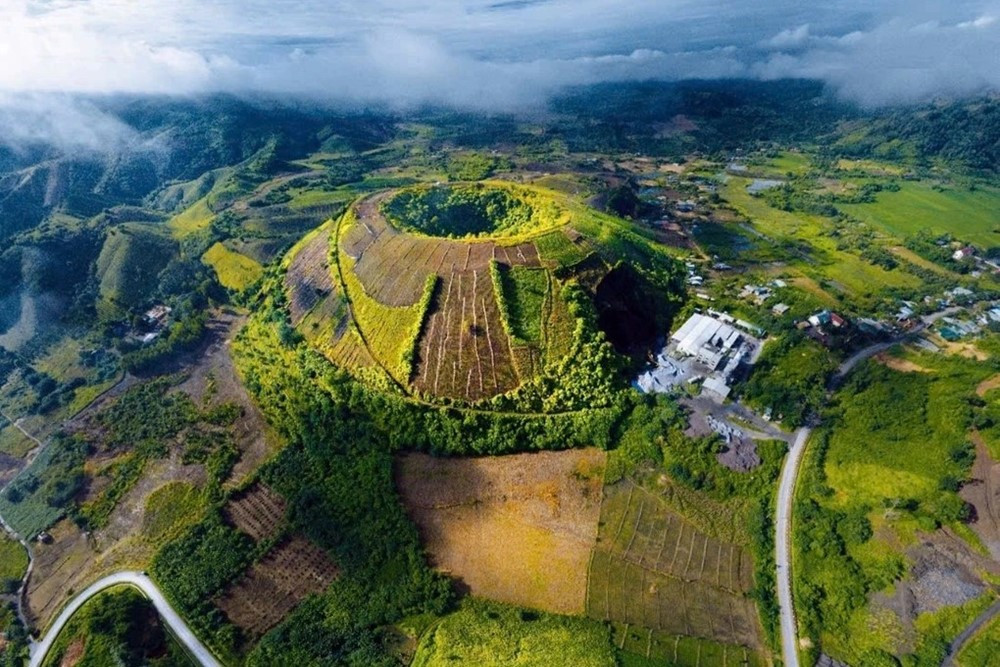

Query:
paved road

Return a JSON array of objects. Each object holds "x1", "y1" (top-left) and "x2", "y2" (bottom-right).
[
  {"x1": 775, "y1": 426, "x2": 811, "y2": 667},
  {"x1": 943, "y1": 599, "x2": 1000, "y2": 666},
  {"x1": 773, "y1": 305, "x2": 963, "y2": 666},
  {"x1": 28, "y1": 571, "x2": 221, "y2": 667}
]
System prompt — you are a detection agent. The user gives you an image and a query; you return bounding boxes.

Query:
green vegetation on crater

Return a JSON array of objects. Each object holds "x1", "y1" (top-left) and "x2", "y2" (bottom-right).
[
  {"x1": 41, "y1": 587, "x2": 193, "y2": 667},
  {"x1": 381, "y1": 183, "x2": 565, "y2": 239}
]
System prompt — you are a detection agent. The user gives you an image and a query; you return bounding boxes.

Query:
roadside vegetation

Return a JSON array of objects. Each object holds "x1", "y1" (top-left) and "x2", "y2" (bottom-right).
[
  {"x1": 40, "y1": 586, "x2": 193, "y2": 667},
  {"x1": 795, "y1": 349, "x2": 1000, "y2": 665}
]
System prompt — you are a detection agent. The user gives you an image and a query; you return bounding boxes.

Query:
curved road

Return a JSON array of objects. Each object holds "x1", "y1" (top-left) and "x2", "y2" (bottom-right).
[
  {"x1": 774, "y1": 306, "x2": 964, "y2": 666},
  {"x1": 28, "y1": 571, "x2": 220, "y2": 667}
]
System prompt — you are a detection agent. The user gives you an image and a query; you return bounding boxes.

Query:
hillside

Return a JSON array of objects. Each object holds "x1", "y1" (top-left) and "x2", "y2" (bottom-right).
[{"x1": 284, "y1": 181, "x2": 684, "y2": 412}]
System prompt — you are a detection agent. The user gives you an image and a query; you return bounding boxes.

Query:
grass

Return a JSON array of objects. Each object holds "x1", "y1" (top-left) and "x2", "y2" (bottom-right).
[
  {"x1": 412, "y1": 598, "x2": 616, "y2": 667},
  {"x1": 958, "y1": 609, "x2": 1000, "y2": 666},
  {"x1": 337, "y1": 209, "x2": 433, "y2": 385},
  {"x1": 795, "y1": 350, "x2": 997, "y2": 664},
  {"x1": 613, "y1": 624, "x2": 766, "y2": 667},
  {"x1": 824, "y1": 357, "x2": 988, "y2": 510},
  {"x1": 535, "y1": 229, "x2": 587, "y2": 266},
  {"x1": 766, "y1": 151, "x2": 812, "y2": 176},
  {"x1": 202, "y1": 242, "x2": 264, "y2": 291},
  {"x1": 840, "y1": 180, "x2": 1000, "y2": 247},
  {"x1": 167, "y1": 196, "x2": 214, "y2": 238},
  {"x1": 0, "y1": 532, "x2": 28, "y2": 590},
  {"x1": 494, "y1": 264, "x2": 547, "y2": 344}
]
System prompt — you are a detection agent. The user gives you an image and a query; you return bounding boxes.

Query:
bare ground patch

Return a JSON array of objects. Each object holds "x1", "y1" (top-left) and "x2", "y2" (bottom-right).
[
  {"x1": 875, "y1": 352, "x2": 931, "y2": 374},
  {"x1": 871, "y1": 528, "x2": 1000, "y2": 654},
  {"x1": 961, "y1": 433, "x2": 1000, "y2": 560},
  {"x1": 396, "y1": 448, "x2": 605, "y2": 615},
  {"x1": 173, "y1": 310, "x2": 279, "y2": 485}
]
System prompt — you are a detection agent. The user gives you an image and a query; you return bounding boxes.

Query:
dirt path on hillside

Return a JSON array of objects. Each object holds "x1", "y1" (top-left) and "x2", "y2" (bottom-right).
[{"x1": 961, "y1": 433, "x2": 1000, "y2": 560}]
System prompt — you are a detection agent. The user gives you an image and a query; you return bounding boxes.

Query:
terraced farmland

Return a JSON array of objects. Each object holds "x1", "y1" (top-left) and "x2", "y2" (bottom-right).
[
  {"x1": 586, "y1": 479, "x2": 762, "y2": 651},
  {"x1": 285, "y1": 181, "x2": 681, "y2": 407},
  {"x1": 412, "y1": 268, "x2": 519, "y2": 400},
  {"x1": 338, "y1": 191, "x2": 546, "y2": 400}
]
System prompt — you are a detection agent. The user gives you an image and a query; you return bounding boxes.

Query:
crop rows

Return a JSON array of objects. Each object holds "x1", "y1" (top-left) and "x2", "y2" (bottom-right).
[
  {"x1": 223, "y1": 483, "x2": 287, "y2": 542},
  {"x1": 215, "y1": 535, "x2": 338, "y2": 638},
  {"x1": 612, "y1": 624, "x2": 765, "y2": 667},
  {"x1": 412, "y1": 269, "x2": 519, "y2": 401},
  {"x1": 284, "y1": 227, "x2": 336, "y2": 324},
  {"x1": 585, "y1": 480, "x2": 760, "y2": 649},
  {"x1": 343, "y1": 196, "x2": 543, "y2": 308}
]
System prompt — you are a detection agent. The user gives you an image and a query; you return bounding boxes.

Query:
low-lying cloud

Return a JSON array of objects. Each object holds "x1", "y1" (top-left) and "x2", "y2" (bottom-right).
[{"x1": 0, "y1": 0, "x2": 997, "y2": 139}]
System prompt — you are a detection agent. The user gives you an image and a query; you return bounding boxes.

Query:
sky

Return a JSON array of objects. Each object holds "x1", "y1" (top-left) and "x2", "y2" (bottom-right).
[{"x1": 0, "y1": 0, "x2": 998, "y2": 112}]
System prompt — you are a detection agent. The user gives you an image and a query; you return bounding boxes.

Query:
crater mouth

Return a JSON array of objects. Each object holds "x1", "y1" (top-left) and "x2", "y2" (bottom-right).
[{"x1": 381, "y1": 183, "x2": 546, "y2": 239}]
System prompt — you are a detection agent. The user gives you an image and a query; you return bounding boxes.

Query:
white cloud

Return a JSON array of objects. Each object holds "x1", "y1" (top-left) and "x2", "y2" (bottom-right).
[{"x1": 0, "y1": 0, "x2": 995, "y2": 110}]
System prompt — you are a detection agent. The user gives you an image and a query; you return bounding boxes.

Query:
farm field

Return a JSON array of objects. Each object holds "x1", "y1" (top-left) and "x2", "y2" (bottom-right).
[
  {"x1": 412, "y1": 598, "x2": 616, "y2": 667},
  {"x1": 840, "y1": 180, "x2": 1000, "y2": 247},
  {"x1": 223, "y1": 482, "x2": 287, "y2": 542},
  {"x1": 202, "y1": 242, "x2": 264, "y2": 291},
  {"x1": 396, "y1": 448, "x2": 605, "y2": 615},
  {"x1": 586, "y1": 478, "x2": 762, "y2": 651},
  {"x1": 721, "y1": 177, "x2": 923, "y2": 303},
  {"x1": 215, "y1": 535, "x2": 338, "y2": 638},
  {"x1": 612, "y1": 623, "x2": 766, "y2": 667},
  {"x1": 0, "y1": 532, "x2": 27, "y2": 591}
]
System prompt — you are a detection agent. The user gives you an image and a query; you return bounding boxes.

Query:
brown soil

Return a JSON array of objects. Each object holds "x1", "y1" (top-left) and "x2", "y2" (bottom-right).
[
  {"x1": 26, "y1": 519, "x2": 94, "y2": 629},
  {"x1": 223, "y1": 483, "x2": 287, "y2": 542},
  {"x1": 961, "y1": 433, "x2": 1000, "y2": 560},
  {"x1": 871, "y1": 527, "x2": 1000, "y2": 654},
  {"x1": 395, "y1": 448, "x2": 605, "y2": 615},
  {"x1": 284, "y1": 226, "x2": 336, "y2": 325},
  {"x1": 59, "y1": 637, "x2": 85, "y2": 667},
  {"x1": 976, "y1": 374, "x2": 1000, "y2": 398},
  {"x1": 875, "y1": 353, "x2": 930, "y2": 374},
  {"x1": 215, "y1": 535, "x2": 337, "y2": 638}
]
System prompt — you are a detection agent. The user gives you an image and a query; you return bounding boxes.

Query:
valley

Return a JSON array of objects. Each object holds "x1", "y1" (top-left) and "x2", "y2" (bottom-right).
[{"x1": 0, "y1": 82, "x2": 998, "y2": 667}]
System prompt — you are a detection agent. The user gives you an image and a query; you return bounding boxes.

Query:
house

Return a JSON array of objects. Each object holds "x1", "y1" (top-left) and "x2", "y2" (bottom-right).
[
  {"x1": 772, "y1": 303, "x2": 790, "y2": 316},
  {"x1": 143, "y1": 304, "x2": 172, "y2": 327},
  {"x1": 953, "y1": 246, "x2": 976, "y2": 261},
  {"x1": 896, "y1": 305, "x2": 915, "y2": 322},
  {"x1": 809, "y1": 310, "x2": 832, "y2": 328},
  {"x1": 830, "y1": 313, "x2": 847, "y2": 328}
]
